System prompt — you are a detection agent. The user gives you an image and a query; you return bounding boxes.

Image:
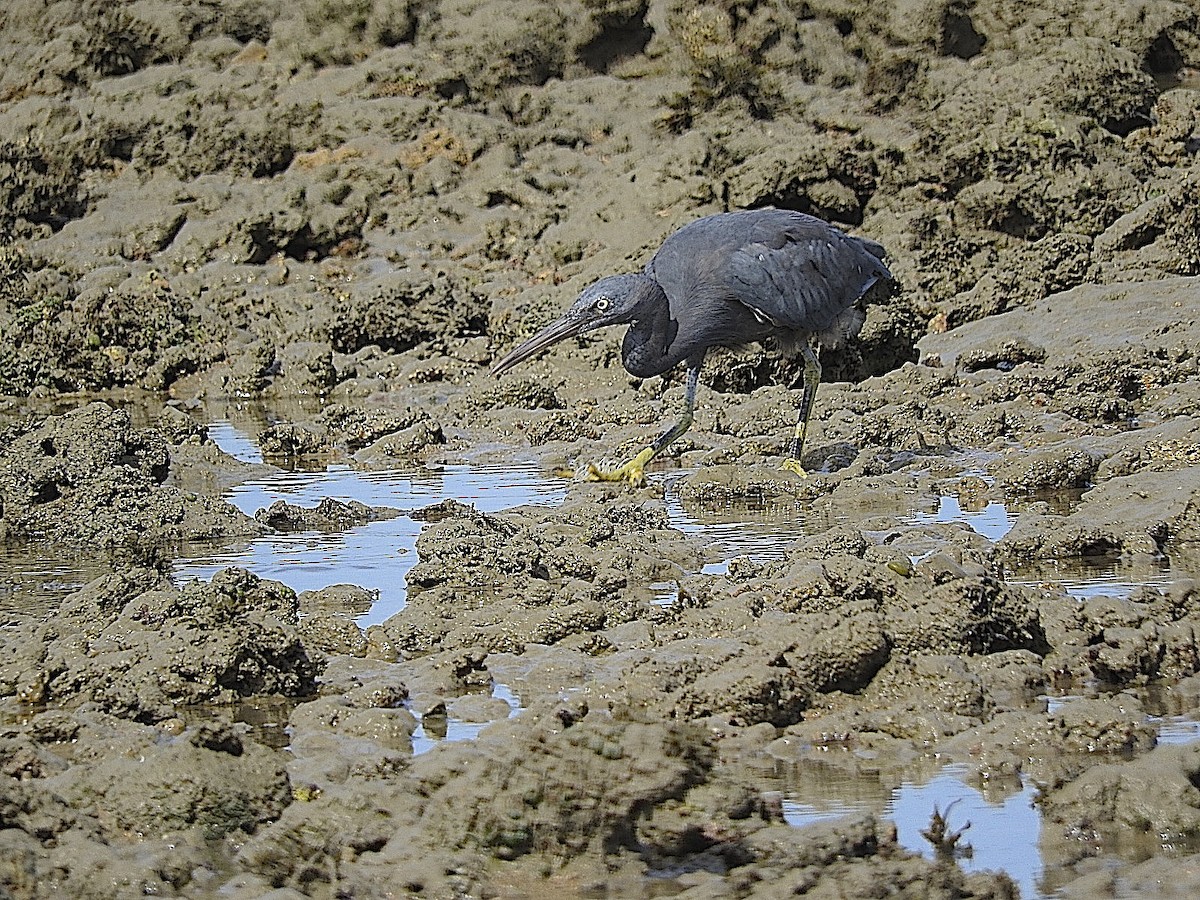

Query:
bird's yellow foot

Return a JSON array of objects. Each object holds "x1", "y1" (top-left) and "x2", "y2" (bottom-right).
[
  {"x1": 585, "y1": 447, "x2": 655, "y2": 487},
  {"x1": 781, "y1": 457, "x2": 808, "y2": 477}
]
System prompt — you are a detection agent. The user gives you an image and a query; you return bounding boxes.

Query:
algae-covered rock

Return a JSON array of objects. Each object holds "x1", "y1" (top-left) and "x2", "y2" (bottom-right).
[
  {"x1": 0, "y1": 568, "x2": 323, "y2": 721},
  {"x1": 0, "y1": 402, "x2": 259, "y2": 547}
]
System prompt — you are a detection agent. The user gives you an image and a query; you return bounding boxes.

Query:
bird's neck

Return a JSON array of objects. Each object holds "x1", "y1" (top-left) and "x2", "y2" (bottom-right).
[{"x1": 621, "y1": 279, "x2": 681, "y2": 378}]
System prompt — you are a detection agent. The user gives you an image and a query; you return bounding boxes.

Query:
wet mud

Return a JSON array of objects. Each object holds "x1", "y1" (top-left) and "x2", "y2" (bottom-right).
[{"x1": 2, "y1": 0, "x2": 1200, "y2": 896}]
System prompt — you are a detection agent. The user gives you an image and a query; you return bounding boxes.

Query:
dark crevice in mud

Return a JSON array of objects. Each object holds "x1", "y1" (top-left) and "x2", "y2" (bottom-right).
[
  {"x1": 1104, "y1": 110, "x2": 1156, "y2": 137},
  {"x1": 251, "y1": 150, "x2": 296, "y2": 180},
  {"x1": 940, "y1": 11, "x2": 986, "y2": 59},
  {"x1": 1075, "y1": 542, "x2": 1125, "y2": 562},
  {"x1": 106, "y1": 136, "x2": 137, "y2": 163},
  {"x1": 436, "y1": 77, "x2": 468, "y2": 100},
  {"x1": 579, "y1": 19, "x2": 654, "y2": 74},
  {"x1": 485, "y1": 189, "x2": 522, "y2": 208},
  {"x1": 148, "y1": 213, "x2": 187, "y2": 256},
  {"x1": 1115, "y1": 221, "x2": 1166, "y2": 252},
  {"x1": 245, "y1": 224, "x2": 277, "y2": 265},
  {"x1": 747, "y1": 193, "x2": 864, "y2": 228},
  {"x1": 25, "y1": 208, "x2": 84, "y2": 234},
  {"x1": 282, "y1": 225, "x2": 361, "y2": 263},
  {"x1": 1144, "y1": 32, "x2": 1185, "y2": 79},
  {"x1": 30, "y1": 480, "x2": 61, "y2": 504}
]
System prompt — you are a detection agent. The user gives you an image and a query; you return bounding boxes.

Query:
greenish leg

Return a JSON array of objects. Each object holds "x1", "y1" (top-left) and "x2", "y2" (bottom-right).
[
  {"x1": 782, "y1": 344, "x2": 821, "y2": 476},
  {"x1": 588, "y1": 362, "x2": 701, "y2": 486}
]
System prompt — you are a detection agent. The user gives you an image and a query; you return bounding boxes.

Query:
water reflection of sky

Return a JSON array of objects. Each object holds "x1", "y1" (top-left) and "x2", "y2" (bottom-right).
[
  {"x1": 178, "y1": 431, "x2": 844, "y2": 619},
  {"x1": 410, "y1": 682, "x2": 520, "y2": 756},
  {"x1": 174, "y1": 425, "x2": 570, "y2": 626},
  {"x1": 907, "y1": 494, "x2": 1016, "y2": 542},
  {"x1": 1008, "y1": 555, "x2": 1177, "y2": 601},
  {"x1": 889, "y1": 766, "x2": 1043, "y2": 897},
  {"x1": 777, "y1": 762, "x2": 1042, "y2": 897},
  {"x1": 174, "y1": 428, "x2": 1184, "y2": 627}
]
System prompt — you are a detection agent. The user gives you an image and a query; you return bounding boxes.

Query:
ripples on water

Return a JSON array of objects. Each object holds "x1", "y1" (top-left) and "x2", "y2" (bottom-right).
[{"x1": 0, "y1": 544, "x2": 116, "y2": 622}]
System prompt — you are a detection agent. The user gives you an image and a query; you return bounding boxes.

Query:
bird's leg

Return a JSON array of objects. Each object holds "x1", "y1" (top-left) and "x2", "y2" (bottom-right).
[
  {"x1": 588, "y1": 357, "x2": 703, "y2": 486},
  {"x1": 782, "y1": 343, "x2": 821, "y2": 476}
]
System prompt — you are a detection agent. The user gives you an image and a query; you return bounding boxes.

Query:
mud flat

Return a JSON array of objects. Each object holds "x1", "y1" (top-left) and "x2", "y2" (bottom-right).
[{"x1": 2, "y1": 0, "x2": 1200, "y2": 896}]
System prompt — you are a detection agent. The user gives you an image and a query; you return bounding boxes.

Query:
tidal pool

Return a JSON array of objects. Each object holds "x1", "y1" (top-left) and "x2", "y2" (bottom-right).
[
  {"x1": 174, "y1": 424, "x2": 571, "y2": 625},
  {"x1": 770, "y1": 758, "x2": 1044, "y2": 896},
  {"x1": 10, "y1": 417, "x2": 1196, "y2": 898}
]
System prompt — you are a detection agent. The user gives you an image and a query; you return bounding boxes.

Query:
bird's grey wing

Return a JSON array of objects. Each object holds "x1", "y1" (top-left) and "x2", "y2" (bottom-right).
[{"x1": 727, "y1": 224, "x2": 889, "y2": 346}]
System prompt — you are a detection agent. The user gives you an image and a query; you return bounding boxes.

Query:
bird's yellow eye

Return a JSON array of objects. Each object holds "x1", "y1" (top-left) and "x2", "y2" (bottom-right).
[{"x1": 595, "y1": 297, "x2": 610, "y2": 311}]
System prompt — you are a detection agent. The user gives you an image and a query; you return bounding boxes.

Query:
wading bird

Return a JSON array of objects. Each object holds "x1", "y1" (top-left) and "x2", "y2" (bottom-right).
[{"x1": 491, "y1": 208, "x2": 892, "y2": 485}]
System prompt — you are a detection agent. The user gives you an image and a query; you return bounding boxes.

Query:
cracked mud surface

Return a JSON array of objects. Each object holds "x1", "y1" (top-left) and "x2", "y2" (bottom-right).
[{"x1": 2, "y1": 0, "x2": 1200, "y2": 897}]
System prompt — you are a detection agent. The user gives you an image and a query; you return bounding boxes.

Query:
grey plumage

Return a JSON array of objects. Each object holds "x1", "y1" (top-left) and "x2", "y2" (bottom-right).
[{"x1": 491, "y1": 207, "x2": 893, "y2": 483}]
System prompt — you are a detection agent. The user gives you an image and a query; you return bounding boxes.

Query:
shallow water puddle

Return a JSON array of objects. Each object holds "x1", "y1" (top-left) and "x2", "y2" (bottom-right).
[
  {"x1": 777, "y1": 713, "x2": 1200, "y2": 899},
  {"x1": 778, "y1": 763, "x2": 1042, "y2": 897},
  {"x1": 906, "y1": 494, "x2": 1016, "y2": 541},
  {"x1": 662, "y1": 473, "x2": 839, "y2": 577},
  {"x1": 891, "y1": 766, "x2": 1043, "y2": 895},
  {"x1": 176, "y1": 428, "x2": 1175, "y2": 625},
  {"x1": 656, "y1": 485, "x2": 1019, "y2": 601},
  {"x1": 410, "y1": 682, "x2": 520, "y2": 755},
  {"x1": 1154, "y1": 716, "x2": 1200, "y2": 745},
  {"x1": 651, "y1": 486, "x2": 822, "y2": 602},
  {"x1": 176, "y1": 432, "x2": 843, "y2": 617},
  {"x1": 173, "y1": 423, "x2": 570, "y2": 626},
  {"x1": 206, "y1": 421, "x2": 266, "y2": 464},
  {"x1": 0, "y1": 544, "x2": 116, "y2": 621},
  {"x1": 1007, "y1": 555, "x2": 1177, "y2": 601}
]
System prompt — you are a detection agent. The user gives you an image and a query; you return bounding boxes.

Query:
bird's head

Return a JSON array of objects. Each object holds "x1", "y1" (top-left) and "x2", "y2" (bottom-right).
[{"x1": 491, "y1": 274, "x2": 652, "y2": 377}]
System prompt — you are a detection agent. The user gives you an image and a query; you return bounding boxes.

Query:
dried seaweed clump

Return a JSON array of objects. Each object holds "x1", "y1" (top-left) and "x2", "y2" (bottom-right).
[
  {"x1": 78, "y1": 6, "x2": 169, "y2": 77},
  {"x1": 0, "y1": 266, "x2": 200, "y2": 395}
]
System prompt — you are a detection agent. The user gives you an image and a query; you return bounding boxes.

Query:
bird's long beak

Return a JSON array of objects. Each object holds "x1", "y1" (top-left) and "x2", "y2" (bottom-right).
[{"x1": 490, "y1": 313, "x2": 586, "y2": 377}]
